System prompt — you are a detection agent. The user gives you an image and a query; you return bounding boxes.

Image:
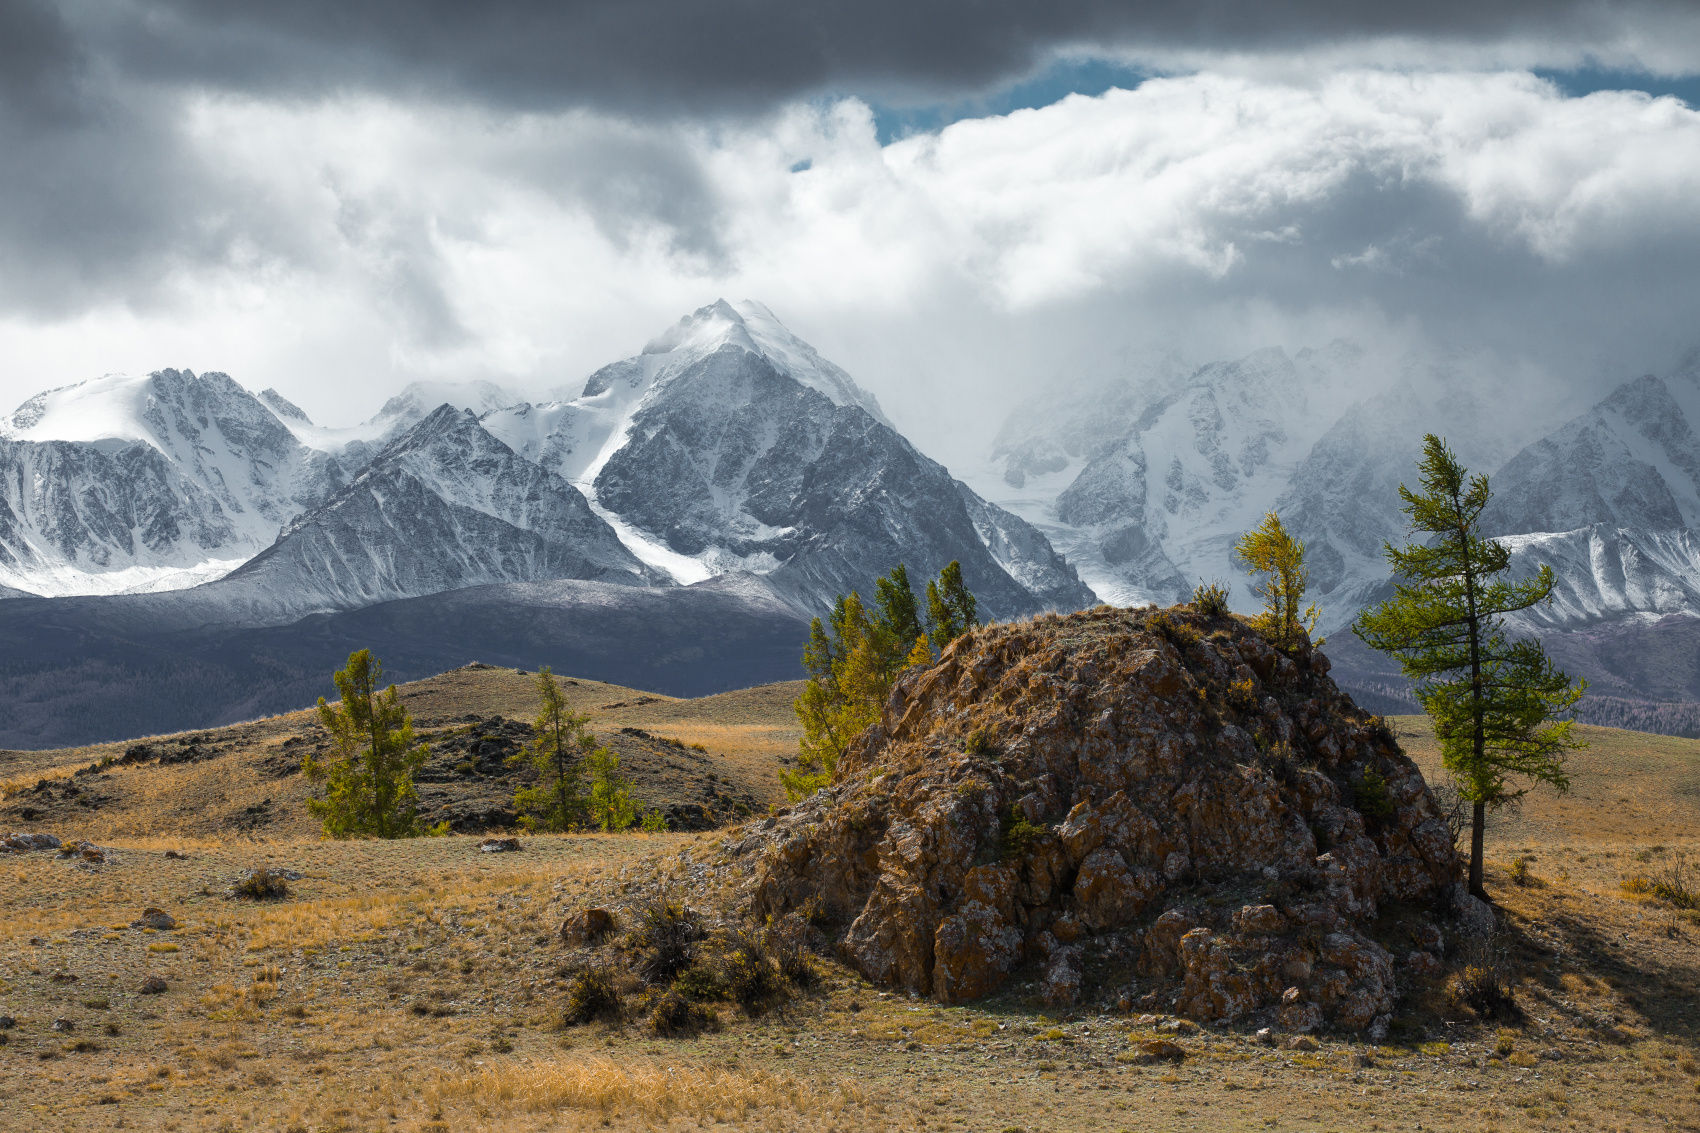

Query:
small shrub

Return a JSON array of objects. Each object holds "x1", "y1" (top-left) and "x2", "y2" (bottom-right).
[
  {"x1": 639, "y1": 809, "x2": 669, "y2": 833},
  {"x1": 1000, "y1": 805, "x2": 1045, "y2": 861},
  {"x1": 1509, "y1": 856, "x2": 1534, "y2": 887},
  {"x1": 1494, "y1": 1029, "x2": 1517, "y2": 1058},
  {"x1": 1653, "y1": 851, "x2": 1698, "y2": 909},
  {"x1": 1430, "y1": 774, "x2": 1471, "y2": 853},
  {"x1": 671, "y1": 962, "x2": 730, "y2": 1002},
  {"x1": 1447, "y1": 964, "x2": 1517, "y2": 1020},
  {"x1": 1192, "y1": 581, "x2": 1231, "y2": 617},
  {"x1": 645, "y1": 989, "x2": 716, "y2": 1036},
  {"x1": 720, "y1": 930, "x2": 788, "y2": 1014},
  {"x1": 1353, "y1": 766, "x2": 1396, "y2": 829},
  {"x1": 454, "y1": 760, "x2": 477, "y2": 776},
  {"x1": 628, "y1": 897, "x2": 704, "y2": 985},
  {"x1": 768, "y1": 925, "x2": 818, "y2": 990},
  {"x1": 561, "y1": 965, "x2": 622, "y2": 1026},
  {"x1": 964, "y1": 725, "x2": 995, "y2": 758},
  {"x1": 1226, "y1": 678, "x2": 1259, "y2": 711},
  {"x1": 233, "y1": 869, "x2": 290, "y2": 901}
]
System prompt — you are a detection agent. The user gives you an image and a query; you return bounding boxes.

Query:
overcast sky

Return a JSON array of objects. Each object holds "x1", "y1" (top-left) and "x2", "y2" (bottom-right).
[{"x1": 3, "y1": 0, "x2": 1700, "y2": 460}]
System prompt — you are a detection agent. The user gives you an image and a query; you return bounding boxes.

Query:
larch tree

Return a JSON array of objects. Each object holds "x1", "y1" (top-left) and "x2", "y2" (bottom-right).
[
  {"x1": 925, "y1": 560, "x2": 979, "y2": 652},
  {"x1": 789, "y1": 562, "x2": 977, "y2": 800},
  {"x1": 1233, "y1": 511, "x2": 1320, "y2": 651},
  {"x1": 584, "y1": 746, "x2": 640, "y2": 831},
  {"x1": 1354, "y1": 434, "x2": 1585, "y2": 898},
  {"x1": 511, "y1": 666, "x2": 592, "y2": 832},
  {"x1": 304, "y1": 649, "x2": 432, "y2": 839}
]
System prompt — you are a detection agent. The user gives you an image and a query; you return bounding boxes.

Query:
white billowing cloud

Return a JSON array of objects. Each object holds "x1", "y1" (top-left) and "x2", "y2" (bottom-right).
[{"x1": 2, "y1": 70, "x2": 1699, "y2": 457}]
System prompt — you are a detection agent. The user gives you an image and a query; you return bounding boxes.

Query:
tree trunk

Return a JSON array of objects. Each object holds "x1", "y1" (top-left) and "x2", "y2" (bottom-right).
[{"x1": 1469, "y1": 799, "x2": 1487, "y2": 898}]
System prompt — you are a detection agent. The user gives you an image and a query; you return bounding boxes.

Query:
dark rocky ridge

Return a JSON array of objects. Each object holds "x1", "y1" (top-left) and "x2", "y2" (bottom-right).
[{"x1": 741, "y1": 605, "x2": 1470, "y2": 1032}]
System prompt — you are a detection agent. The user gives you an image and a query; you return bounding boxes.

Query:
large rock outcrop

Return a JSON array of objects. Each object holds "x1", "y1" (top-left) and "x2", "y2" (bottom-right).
[{"x1": 744, "y1": 605, "x2": 1463, "y2": 1032}]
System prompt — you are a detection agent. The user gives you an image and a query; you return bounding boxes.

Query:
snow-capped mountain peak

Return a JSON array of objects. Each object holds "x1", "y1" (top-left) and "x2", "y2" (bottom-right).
[
  {"x1": 0, "y1": 368, "x2": 350, "y2": 596},
  {"x1": 365, "y1": 379, "x2": 524, "y2": 432},
  {"x1": 639, "y1": 298, "x2": 889, "y2": 424},
  {"x1": 7, "y1": 369, "x2": 274, "y2": 453}
]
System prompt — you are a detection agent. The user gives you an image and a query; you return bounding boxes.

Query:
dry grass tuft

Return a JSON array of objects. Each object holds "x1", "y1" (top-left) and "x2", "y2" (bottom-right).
[{"x1": 426, "y1": 1055, "x2": 833, "y2": 1120}]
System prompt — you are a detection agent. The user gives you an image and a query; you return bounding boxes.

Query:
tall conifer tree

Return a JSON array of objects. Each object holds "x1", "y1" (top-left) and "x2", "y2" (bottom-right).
[
  {"x1": 511, "y1": 666, "x2": 592, "y2": 831},
  {"x1": 304, "y1": 649, "x2": 430, "y2": 839},
  {"x1": 925, "y1": 561, "x2": 978, "y2": 651},
  {"x1": 1354, "y1": 435, "x2": 1585, "y2": 897}
]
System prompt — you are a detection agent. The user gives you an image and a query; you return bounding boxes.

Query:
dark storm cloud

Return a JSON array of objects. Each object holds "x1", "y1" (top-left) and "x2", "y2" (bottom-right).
[
  {"x1": 1, "y1": 0, "x2": 1698, "y2": 417},
  {"x1": 73, "y1": 0, "x2": 1700, "y2": 116},
  {"x1": 0, "y1": 0, "x2": 258, "y2": 315}
]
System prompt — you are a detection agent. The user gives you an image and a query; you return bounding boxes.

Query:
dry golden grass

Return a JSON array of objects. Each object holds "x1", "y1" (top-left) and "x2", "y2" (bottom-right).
[
  {"x1": 1392, "y1": 714, "x2": 1700, "y2": 844},
  {"x1": 425, "y1": 1054, "x2": 848, "y2": 1121},
  {"x1": 3, "y1": 683, "x2": 1700, "y2": 1130}
]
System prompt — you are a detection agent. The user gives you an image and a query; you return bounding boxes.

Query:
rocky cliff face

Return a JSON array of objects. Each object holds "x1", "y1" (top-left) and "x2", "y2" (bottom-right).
[{"x1": 743, "y1": 605, "x2": 1465, "y2": 1031}]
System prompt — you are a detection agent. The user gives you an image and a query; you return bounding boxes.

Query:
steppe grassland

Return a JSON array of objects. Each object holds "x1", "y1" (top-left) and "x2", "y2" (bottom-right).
[
  {"x1": 0, "y1": 669, "x2": 808, "y2": 840},
  {"x1": 0, "y1": 686, "x2": 1697, "y2": 1129}
]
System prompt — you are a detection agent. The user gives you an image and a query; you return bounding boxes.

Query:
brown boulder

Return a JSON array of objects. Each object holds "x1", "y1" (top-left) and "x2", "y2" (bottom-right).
[
  {"x1": 559, "y1": 907, "x2": 615, "y2": 945},
  {"x1": 1233, "y1": 904, "x2": 1287, "y2": 936},
  {"x1": 1129, "y1": 1038, "x2": 1187, "y2": 1064},
  {"x1": 744, "y1": 606, "x2": 1463, "y2": 1031}
]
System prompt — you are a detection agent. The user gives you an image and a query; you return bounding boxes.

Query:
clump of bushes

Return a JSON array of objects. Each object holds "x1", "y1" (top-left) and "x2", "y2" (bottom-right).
[
  {"x1": 565, "y1": 898, "x2": 822, "y2": 1037},
  {"x1": 671, "y1": 961, "x2": 731, "y2": 1002},
  {"x1": 629, "y1": 896, "x2": 705, "y2": 985},
  {"x1": 562, "y1": 964, "x2": 622, "y2": 1026},
  {"x1": 1146, "y1": 611, "x2": 1201, "y2": 647},
  {"x1": 1191, "y1": 581, "x2": 1232, "y2": 617},
  {"x1": 643, "y1": 989, "x2": 717, "y2": 1036},
  {"x1": 1446, "y1": 964, "x2": 1518, "y2": 1020},
  {"x1": 1000, "y1": 805, "x2": 1046, "y2": 861},
  {"x1": 232, "y1": 868, "x2": 290, "y2": 901},
  {"x1": 720, "y1": 930, "x2": 788, "y2": 1015}
]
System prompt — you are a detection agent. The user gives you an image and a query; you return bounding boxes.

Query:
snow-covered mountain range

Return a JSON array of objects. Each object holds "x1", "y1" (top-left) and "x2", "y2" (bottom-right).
[
  {"x1": 974, "y1": 340, "x2": 1700, "y2": 730},
  {"x1": 7, "y1": 298, "x2": 1700, "y2": 740},
  {"x1": 977, "y1": 345, "x2": 1574, "y2": 631},
  {"x1": 0, "y1": 301, "x2": 1090, "y2": 623}
]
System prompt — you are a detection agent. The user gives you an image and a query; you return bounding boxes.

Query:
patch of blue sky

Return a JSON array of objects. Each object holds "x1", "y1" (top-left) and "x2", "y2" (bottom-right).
[
  {"x1": 840, "y1": 57, "x2": 1697, "y2": 154},
  {"x1": 1530, "y1": 67, "x2": 1699, "y2": 107},
  {"x1": 864, "y1": 57, "x2": 1153, "y2": 144}
]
